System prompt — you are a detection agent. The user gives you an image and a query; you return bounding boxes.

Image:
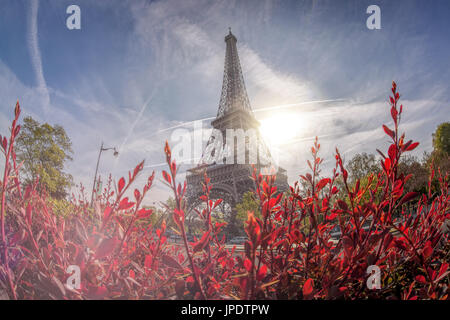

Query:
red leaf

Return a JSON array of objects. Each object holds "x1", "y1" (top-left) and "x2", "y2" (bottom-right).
[
  {"x1": 244, "y1": 259, "x2": 252, "y2": 272},
  {"x1": 134, "y1": 189, "x2": 141, "y2": 201},
  {"x1": 382, "y1": 125, "x2": 395, "y2": 139},
  {"x1": 316, "y1": 178, "x2": 331, "y2": 192},
  {"x1": 173, "y1": 208, "x2": 185, "y2": 225},
  {"x1": 391, "y1": 106, "x2": 398, "y2": 122},
  {"x1": 337, "y1": 200, "x2": 348, "y2": 211},
  {"x1": 402, "y1": 140, "x2": 412, "y2": 151},
  {"x1": 162, "y1": 254, "x2": 183, "y2": 270},
  {"x1": 2, "y1": 137, "x2": 7, "y2": 151},
  {"x1": 388, "y1": 144, "x2": 397, "y2": 161},
  {"x1": 118, "y1": 177, "x2": 125, "y2": 193},
  {"x1": 137, "y1": 208, "x2": 152, "y2": 219},
  {"x1": 435, "y1": 263, "x2": 449, "y2": 282},
  {"x1": 405, "y1": 142, "x2": 419, "y2": 151},
  {"x1": 103, "y1": 206, "x2": 112, "y2": 223},
  {"x1": 389, "y1": 96, "x2": 395, "y2": 105},
  {"x1": 257, "y1": 265, "x2": 267, "y2": 281},
  {"x1": 422, "y1": 243, "x2": 433, "y2": 260},
  {"x1": 342, "y1": 170, "x2": 348, "y2": 182},
  {"x1": 415, "y1": 275, "x2": 426, "y2": 284},
  {"x1": 15, "y1": 100, "x2": 21, "y2": 119},
  {"x1": 399, "y1": 192, "x2": 419, "y2": 205},
  {"x1": 118, "y1": 197, "x2": 135, "y2": 210},
  {"x1": 171, "y1": 161, "x2": 177, "y2": 175},
  {"x1": 133, "y1": 161, "x2": 144, "y2": 179},
  {"x1": 193, "y1": 230, "x2": 211, "y2": 253},
  {"x1": 269, "y1": 194, "x2": 282, "y2": 209},
  {"x1": 331, "y1": 186, "x2": 338, "y2": 194},
  {"x1": 326, "y1": 212, "x2": 337, "y2": 221},
  {"x1": 384, "y1": 158, "x2": 391, "y2": 171},
  {"x1": 14, "y1": 125, "x2": 21, "y2": 137},
  {"x1": 162, "y1": 170, "x2": 172, "y2": 184},
  {"x1": 303, "y1": 278, "x2": 314, "y2": 297},
  {"x1": 376, "y1": 148, "x2": 386, "y2": 159},
  {"x1": 213, "y1": 199, "x2": 223, "y2": 209},
  {"x1": 25, "y1": 203, "x2": 32, "y2": 225}
]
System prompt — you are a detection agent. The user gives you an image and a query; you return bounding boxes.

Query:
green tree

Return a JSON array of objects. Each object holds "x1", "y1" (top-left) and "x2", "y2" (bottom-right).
[
  {"x1": 430, "y1": 122, "x2": 450, "y2": 174},
  {"x1": 234, "y1": 191, "x2": 261, "y2": 235},
  {"x1": 335, "y1": 152, "x2": 381, "y2": 201},
  {"x1": 425, "y1": 122, "x2": 450, "y2": 193},
  {"x1": 16, "y1": 117, "x2": 73, "y2": 199},
  {"x1": 339, "y1": 152, "x2": 431, "y2": 202},
  {"x1": 432, "y1": 122, "x2": 450, "y2": 155},
  {"x1": 346, "y1": 152, "x2": 380, "y2": 184},
  {"x1": 398, "y1": 154, "x2": 429, "y2": 194}
]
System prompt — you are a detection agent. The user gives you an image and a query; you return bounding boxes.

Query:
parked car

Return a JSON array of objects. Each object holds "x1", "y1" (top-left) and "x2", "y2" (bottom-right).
[
  {"x1": 330, "y1": 221, "x2": 382, "y2": 240},
  {"x1": 168, "y1": 234, "x2": 182, "y2": 243},
  {"x1": 228, "y1": 236, "x2": 247, "y2": 244}
]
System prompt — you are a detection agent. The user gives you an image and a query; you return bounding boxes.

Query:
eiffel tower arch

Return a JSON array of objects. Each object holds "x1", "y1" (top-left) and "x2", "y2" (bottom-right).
[{"x1": 186, "y1": 30, "x2": 288, "y2": 233}]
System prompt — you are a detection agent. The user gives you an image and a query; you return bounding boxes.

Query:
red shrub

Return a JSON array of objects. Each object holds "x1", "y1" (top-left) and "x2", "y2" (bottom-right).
[{"x1": 0, "y1": 82, "x2": 448, "y2": 300}]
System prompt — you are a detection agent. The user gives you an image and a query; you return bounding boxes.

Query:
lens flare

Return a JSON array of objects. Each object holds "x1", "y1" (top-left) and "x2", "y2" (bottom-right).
[{"x1": 259, "y1": 113, "x2": 304, "y2": 146}]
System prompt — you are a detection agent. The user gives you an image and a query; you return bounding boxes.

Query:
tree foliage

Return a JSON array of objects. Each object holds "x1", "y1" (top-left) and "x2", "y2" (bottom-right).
[
  {"x1": 346, "y1": 152, "x2": 380, "y2": 184},
  {"x1": 15, "y1": 116, "x2": 73, "y2": 199},
  {"x1": 430, "y1": 122, "x2": 450, "y2": 177},
  {"x1": 234, "y1": 191, "x2": 261, "y2": 235},
  {"x1": 433, "y1": 122, "x2": 450, "y2": 155},
  {"x1": 398, "y1": 154, "x2": 429, "y2": 194}
]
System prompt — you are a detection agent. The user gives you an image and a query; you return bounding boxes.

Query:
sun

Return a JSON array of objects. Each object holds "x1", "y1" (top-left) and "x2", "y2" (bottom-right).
[{"x1": 259, "y1": 113, "x2": 304, "y2": 146}]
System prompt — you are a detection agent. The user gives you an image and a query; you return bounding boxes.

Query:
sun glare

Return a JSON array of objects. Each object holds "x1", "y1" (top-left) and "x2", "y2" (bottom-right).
[{"x1": 259, "y1": 113, "x2": 304, "y2": 146}]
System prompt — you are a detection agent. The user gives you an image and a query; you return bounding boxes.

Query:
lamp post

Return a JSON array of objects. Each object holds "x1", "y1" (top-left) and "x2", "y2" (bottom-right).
[{"x1": 90, "y1": 142, "x2": 119, "y2": 206}]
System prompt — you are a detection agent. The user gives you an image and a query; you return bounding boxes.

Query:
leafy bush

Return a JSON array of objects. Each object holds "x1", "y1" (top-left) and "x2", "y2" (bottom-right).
[
  {"x1": 0, "y1": 82, "x2": 448, "y2": 300},
  {"x1": 15, "y1": 116, "x2": 73, "y2": 199}
]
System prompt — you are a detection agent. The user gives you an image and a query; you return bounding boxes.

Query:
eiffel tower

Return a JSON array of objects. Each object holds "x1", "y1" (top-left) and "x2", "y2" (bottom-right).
[{"x1": 186, "y1": 30, "x2": 288, "y2": 227}]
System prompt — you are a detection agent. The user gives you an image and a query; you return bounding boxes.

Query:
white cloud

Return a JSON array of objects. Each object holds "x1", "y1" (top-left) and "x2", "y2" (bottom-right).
[{"x1": 240, "y1": 46, "x2": 313, "y2": 107}]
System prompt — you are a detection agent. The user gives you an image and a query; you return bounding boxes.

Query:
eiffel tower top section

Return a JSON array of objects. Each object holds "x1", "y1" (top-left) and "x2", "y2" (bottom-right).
[
  {"x1": 186, "y1": 30, "x2": 289, "y2": 210},
  {"x1": 216, "y1": 29, "x2": 253, "y2": 119}
]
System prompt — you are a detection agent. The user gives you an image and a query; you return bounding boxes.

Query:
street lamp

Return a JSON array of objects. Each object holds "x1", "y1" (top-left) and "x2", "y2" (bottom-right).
[{"x1": 90, "y1": 142, "x2": 119, "y2": 206}]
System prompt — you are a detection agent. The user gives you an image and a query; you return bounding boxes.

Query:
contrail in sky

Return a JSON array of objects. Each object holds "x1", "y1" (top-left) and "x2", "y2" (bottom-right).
[
  {"x1": 118, "y1": 90, "x2": 158, "y2": 153},
  {"x1": 28, "y1": 0, "x2": 50, "y2": 111},
  {"x1": 155, "y1": 98, "x2": 346, "y2": 134},
  {"x1": 252, "y1": 98, "x2": 346, "y2": 113}
]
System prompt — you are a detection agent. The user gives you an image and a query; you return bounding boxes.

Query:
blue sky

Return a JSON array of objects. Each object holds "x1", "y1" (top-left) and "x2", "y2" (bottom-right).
[{"x1": 0, "y1": 0, "x2": 449, "y2": 203}]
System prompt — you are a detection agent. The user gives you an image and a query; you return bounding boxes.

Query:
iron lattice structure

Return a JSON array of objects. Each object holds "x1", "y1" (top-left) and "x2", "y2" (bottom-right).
[{"x1": 186, "y1": 30, "x2": 288, "y2": 223}]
